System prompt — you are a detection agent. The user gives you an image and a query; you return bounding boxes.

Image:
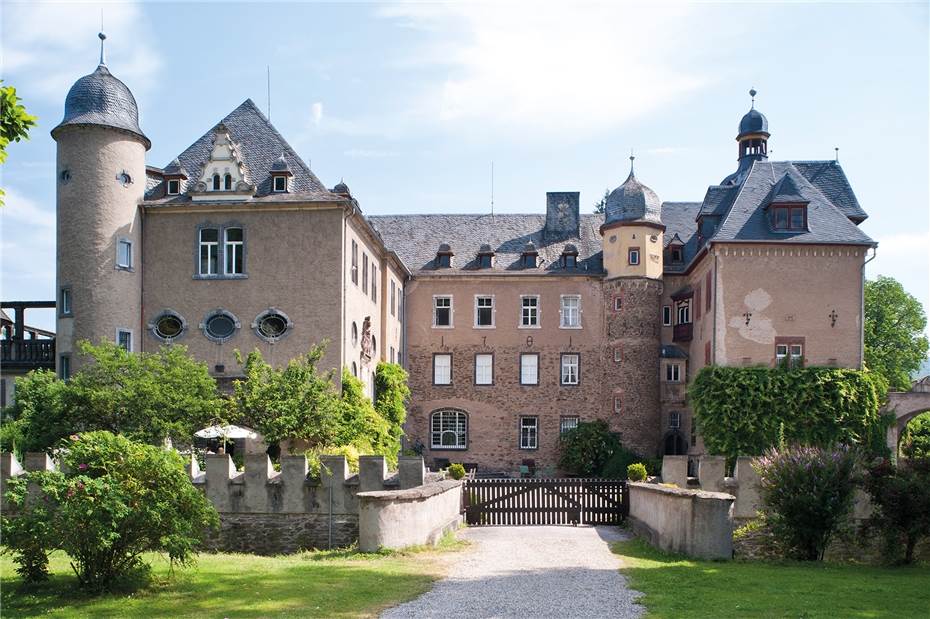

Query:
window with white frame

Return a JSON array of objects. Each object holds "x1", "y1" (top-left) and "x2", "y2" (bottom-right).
[
  {"x1": 614, "y1": 297, "x2": 622, "y2": 311},
  {"x1": 116, "y1": 329, "x2": 132, "y2": 352},
  {"x1": 433, "y1": 353, "x2": 452, "y2": 385},
  {"x1": 560, "y1": 295, "x2": 581, "y2": 328},
  {"x1": 775, "y1": 341, "x2": 804, "y2": 367},
  {"x1": 224, "y1": 227, "x2": 243, "y2": 274},
  {"x1": 520, "y1": 416, "x2": 538, "y2": 449},
  {"x1": 561, "y1": 353, "x2": 579, "y2": 385},
  {"x1": 475, "y1": 295, "x2": 494, "y2": 327},
  {"x1": 520, "y1": 353, "x2": 539, "y2": 385},
  {"x1": 475, "y1": 353, "x2": 493, "y2": 385},
  {"x1": 59, "y1": 354, "x2": 71, "y2": 380},
  {"x1": 116, "y1": 238, "x2": 132, "y2": 270},
  {"x1": 390, "y1": 281, "x2": 396, "y2": 316},
  {"x1": 199, "y1": 228, "x2": 219, "y2": 275},
  {"x1": 273, "y1": 175, "x2": 287, "y2": 192},
  {"x1": 677, "y1": 300, "x2": 691, "y2": 325},
  {"x1": 669, "y1": 411, "x2": 682, "y2": 429},
  {"x1": 371, "y1": 266, "x2": 378, "y2": 303},
  {"x1": 433, "y1": 296, "x2": 452, "y2": 327},
  {"x1": 614, "y1": 395, "x2": 623, "y2": 413},
  {"x1": 362, "y1": 253, "x2": 369, "y2": 294},
  {"x1": 665, "y1": 363, "x2": 681, "y2": 382},
  {"x1": 351, "y1": 240, "x2": 358, "y2": 285},
  {"x1": 431, "y1": 409, "x2": 467, "y2": 449},
  {"x1": 520, "y1": 295, "x2": 539, "y2": 327},
  {"x1": 614, "y1": 347, "x2": 622, "y2": 363},
  {"x1": 59, "y1": 286, "x2": 72, "y2": 316},
  {"x1": 628, "y1": 247, "x2": 640, "y2": 265},
  {"x1": 663, "y1": 305, "x2": 672, "y2": 326},
  {"x1": 390, "y1": 346, "x2": 395, "y2": 363},
  {"x1": 560, "y1": 416, "x2": 579, "y2": 435},
  {"x1": 167, "y1": 179, "x2": 180, "y2": 195}
]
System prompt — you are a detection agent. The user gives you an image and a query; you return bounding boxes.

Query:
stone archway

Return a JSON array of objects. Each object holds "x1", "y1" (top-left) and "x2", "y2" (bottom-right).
[{"x1": 884, "y1": 376, "x2": 930, "y2": 456}]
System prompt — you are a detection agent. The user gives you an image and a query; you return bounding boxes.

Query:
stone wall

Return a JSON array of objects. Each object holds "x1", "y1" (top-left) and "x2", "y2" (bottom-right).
[
  {"x1": 358, "y1": 478, "x2": 463, "y2": 552},
  {"x1": 627, "y1": 481, "x2": 734, "y2": 560}
]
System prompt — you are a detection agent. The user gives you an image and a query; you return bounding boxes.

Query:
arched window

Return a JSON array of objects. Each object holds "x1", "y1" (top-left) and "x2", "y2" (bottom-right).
[
  {"x1": 224, "y1": 173, "x2": 232, "y2": 190},
  {"x1": 351, "y1": 362, "x2": 358, "y2": 377},
  {"x1": 430, "y1": 409, "x2": 467, "y2": 450},
  {"x1": 351, "y1": 322, "x2": 358, "y2": 347},
  {"x1": 212, "y1": 174, "x2": 221, "y2": 191}
]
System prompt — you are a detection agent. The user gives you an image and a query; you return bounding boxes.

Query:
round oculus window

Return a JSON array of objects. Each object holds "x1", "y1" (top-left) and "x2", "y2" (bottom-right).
[
  {"x1": 258, "y1": 313, "x2": 288, "y2": 339},
  {"x1": 205, "y1": 313, "x2": 236, "y2": 340},
  {"x1": 154, "y1": 314, "x2": 184, "y2": 340}
]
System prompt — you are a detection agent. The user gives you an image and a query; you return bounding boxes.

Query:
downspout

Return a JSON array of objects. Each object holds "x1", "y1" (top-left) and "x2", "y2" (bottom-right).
[
  {"x1": 860, "y1": 246, "x2": 877, "y2": 369},
  {"x1": 712, "y1": 248, "x2": 718, "y2": 366},
  {"x1": 341, "y1": 206, "x2": 350, "y2": 377},
  {"x1": 139, "y1": 204, "x2": 145, "y2": 350}
]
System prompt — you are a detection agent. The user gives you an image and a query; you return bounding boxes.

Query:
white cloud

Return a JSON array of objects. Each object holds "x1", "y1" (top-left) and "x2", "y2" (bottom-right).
[
  {"x1": 867, "y1": 231, "x2": 930, "y2": 318},
  {"x1": 2, "y1": 1, "x2": 160, "y2": 102},
  {"x1": 0, "y1": 188, "x2": 56, "y2": 299},
  {"x1": 311, "y1": 102, "x2": 324, "y2": 126},
  {"x1": 1, "y1": 187, "x2": 55, "y2": 229},
  {"x1": 376, "y1": 2, "x2": 711, "y2": 137}
]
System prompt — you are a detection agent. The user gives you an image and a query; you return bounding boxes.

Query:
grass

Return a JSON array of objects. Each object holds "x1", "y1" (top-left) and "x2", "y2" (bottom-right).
[
  {"x1": 1, "y1": 534, "x2": 468, "y2": 618},
  {"x1": 612, "y1": 538, "x2": 930, "y2": 619}
]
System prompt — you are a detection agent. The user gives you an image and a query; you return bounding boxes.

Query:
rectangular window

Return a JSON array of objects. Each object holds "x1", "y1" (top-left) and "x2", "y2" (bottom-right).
[
  {"x1": 560, "y1": 295, "x2": 581, "y2": 328},
  {"x1": 371, "y1": 266, "x2": 378, "y2": 303},
  {"x1": 614, "y1": 297, "x2": 622, "y2": 311},
  {"x1": 475, "y1": 296, "x2": 494, "y2": 327},
  {"x1": 705, "y1": 271, "x2": 712, "y2": 311},
  {"x1": 434, "y1": 296, "x2": 452, "y2": 327},
  {"x1": 224, "y1": 227, "x2": 243, "y2": 274},
  {"x1": 695, "y1": 286, "x2": 702, "y2": 320},
  {"x1": 58, "y1": 355, "x2": 71, "y2": 380},
  {"x1": 351, "y1": 240, "x2": 358, "y2": 285},
  {"x1": 520, "y1": 416, "x2": 538, "y2": 450},
  {"x1": 433, "y1": 353, "x2": 452, "y2": 385},
  {"x1": 560, "y1": 416, "x2": 579, "y2": 435},
  {"x1": 669, "y1": 412, "x2": 682, "y2": 429},
  {"x1": 561, "y1": 353, "x2": 580, "y2": 385},
  {"x1": 772, "y1": 205, "x2": 808, "y2": 231},
  {"x1": 59, "y1": 286, "x2": 72, "y2": 316},
  {"x1": 666, "y1": 363, "x2": 681, "y2": 382},
  {"x1": 670, "y1": 246, "x2": 683, "y2": 263},
  {"x1": 520, "y1": 353, "x2": 539, "y2": 385},
  {"x1": 199, "y1": 228, "x2": 218, "y2": 275},
  {"x1": 389, "y1": 346, "x2": 395, "y2": 364},
  {"x1": 775, "y1": 339, "x2": 804, "y2": 367},
  {"x1": 475, "y1": 353, "x2": 493, "y2": 385},
  {"x1": 362, "y1": 254, "x2": 369, "y2": 294},
  {"x1": 116, "y1": 238, "x2": 132, "y2": 270},
  {"x1": 390, "y1": 281, "x2": 397, "y2": 317},
  {"x1": 628, "y1": 247, "x2": 640, "y2": 265},
  {"x1": 790, "y1": 207, "x2": 805, "y2": 229},
  {"x1": 662, "y1": 305, "x2": 672, "y2": 326},
  {"x1": 167, "y1": 179, "x2": 180, "y2": 195},
  {"x1": 117, "y1": 329, "x2": 133, "y2": 352},
  {"x1": 614, "y1": 395, "x2": 622, "y2": 413},
  {"x1": 520, "y1": 295, "x2": 539, "y2": 327},
  {"x1": 677, "y1": 301, "x2": 691, "y2": 325},
  {"x1": 273, "y1": 175, "x2": 287, "y2": 192},
  {"x1": 614, "y1": 347, "x2": 622, "y2": 363}
]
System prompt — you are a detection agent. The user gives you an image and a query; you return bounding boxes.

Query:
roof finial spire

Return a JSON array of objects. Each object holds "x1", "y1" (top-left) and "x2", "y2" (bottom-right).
[
  {"x1": 629, "y1": 149, "x2": 635, "y2": 176},
  {"x1": 749, "y1": 87, "x2": 757, "y2": 109},
  {"x1": 834, "y1": 147, "x2": 839, "y2": 162},
  {"x1": 98, "y1": 31, "x2": 107, "y2": 66}
]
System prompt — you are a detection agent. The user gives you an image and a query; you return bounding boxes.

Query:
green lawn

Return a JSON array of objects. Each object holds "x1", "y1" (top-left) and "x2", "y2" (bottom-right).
[
  {"x1": 1, "y1": 539, "x2": 466, "y2": 618},
  {"x1": 612, "y1": 538, "x2": 930, "y2": 619}
]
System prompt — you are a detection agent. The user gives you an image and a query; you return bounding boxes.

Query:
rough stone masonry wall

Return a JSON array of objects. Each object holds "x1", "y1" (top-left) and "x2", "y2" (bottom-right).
[{"x1": 1, "y1": 452, "x2": 441, "y2": 556}]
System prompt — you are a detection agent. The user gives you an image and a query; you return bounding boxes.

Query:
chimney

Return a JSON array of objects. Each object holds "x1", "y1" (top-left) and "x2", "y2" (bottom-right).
[{"x1": 544, "y1": 192, "x2": 580, "y2": 240}]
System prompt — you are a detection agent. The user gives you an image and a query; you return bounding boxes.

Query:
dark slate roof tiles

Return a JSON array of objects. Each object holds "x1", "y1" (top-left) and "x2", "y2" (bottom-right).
[
  {"x1": 793, "y1": 161, "x2": 867, "y2": 221},
  {"x1": 659, "y1": 202, "x2": 702, "y2": 273}
]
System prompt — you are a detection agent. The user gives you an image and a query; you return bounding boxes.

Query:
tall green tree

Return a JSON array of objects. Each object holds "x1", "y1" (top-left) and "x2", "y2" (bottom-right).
[
  {"x1": 864, "y1": 276, "x2": 929, "y2": 391},
  {"x1": 0, "y1": 82, "x2": 38, "y2": 205},
  {"x1": 900, "y1": 412, "x2": 930, "y2": 459},
  {"x1": 593, "y1": 188, "x2": 610, "y2": 214}
]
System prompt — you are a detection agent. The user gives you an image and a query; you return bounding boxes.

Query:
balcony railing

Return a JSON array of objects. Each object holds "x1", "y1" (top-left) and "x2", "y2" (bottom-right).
[
  {"x1": 1, "y1": 339, "x2": 56, "y2": 370},
  {"x1": 672, "y1": 323, "x2": 693, "y2": 343}
]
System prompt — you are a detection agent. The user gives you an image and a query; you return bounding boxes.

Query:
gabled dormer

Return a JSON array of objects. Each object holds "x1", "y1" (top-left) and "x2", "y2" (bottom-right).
[
  {"x1": 765, "y1": 173, "x2": 809, "y2": 232},
  {"x1": 163, "y1": 158, "x2": 188, "y2": 196},
  {"x1": 665, "y1": 233, "x2": 685, "y2": 264},
  {"x1": 190, "y1": 124, "x2": 255, "y2": 201},
  {"x1": 270, "y1": 153, "x2": 293, "y2": 193}
]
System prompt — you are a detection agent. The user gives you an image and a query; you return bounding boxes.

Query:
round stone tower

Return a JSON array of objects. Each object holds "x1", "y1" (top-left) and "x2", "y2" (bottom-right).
[
  {"x1": 52, "y1": 33, "x2": 150, "y2": 374},
  {"x1": 599, "y1": 156, "x2": 665, "y2": 455}
]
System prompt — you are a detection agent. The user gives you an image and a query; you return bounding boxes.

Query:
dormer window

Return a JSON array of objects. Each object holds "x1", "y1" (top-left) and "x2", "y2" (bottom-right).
[
  {"x1": 669, "y1": 245, "x2": 684, "y2": 263},
  {"x1": 561, "y1": 244, "x2": 579, "y2": 269},
  {"x1": 167, "y1": 179, "x2": 180, "y2": 195},
  {"x1": 521, "y1": 241, "x2": 539, "y2": 269},
  {"x1": 273, "y1": 175, "x2": 288, "y2": 192},
  {"x1": 771, "y1": 204, "x2": 807, "y2": 231},
  {"x1": 476, "y1": 244, "x2": 494, "y2": 269},
  {"x1": 212, "y1": 174, "x2": 221, "y2": 191},
  {"x1": 435, "y1": 243, "x2": 454, "y2": 269}
]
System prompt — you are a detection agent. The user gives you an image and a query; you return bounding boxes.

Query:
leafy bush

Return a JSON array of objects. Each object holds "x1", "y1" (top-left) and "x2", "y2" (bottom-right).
[
  {"x1": 861, "y1": 457, "x2": 930, "y2": 564},
  {"x1": 559, "y1": 420, "x2": 620, "y2": 476},
  {"x1": 374, "y1": 362, "x2": 410, "y2": 458},
  {"x1": 1, "y1": 342, "x2": 222, "y2": 453},
  {"x1": 600, "y1": 445, "x2": 645, "y2": 479},
  {"x1": 690, "y1": 366, "x2": 886, "y2": 461},
  {"x1": 306, "y1": 444, "x2": 361, "y2": 478},
  {"x1": 1, "y1": 432, "x2": 218, "y2": 591},
  {"x1": 627, "y1": 463, "x2": 648, "y2": 482},
  {"x1": 901, "y1": 413, "x2": 930, "y2": 460},
  {"x1": 448, "y1": 463, "x2": 466, "y2": 480},
  {"x1": 753, "y1": 445, "x2": 859, "y2": 560}
]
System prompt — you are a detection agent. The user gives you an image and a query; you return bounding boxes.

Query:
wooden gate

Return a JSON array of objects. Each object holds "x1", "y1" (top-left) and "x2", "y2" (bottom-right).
[{"x1": 462, "y1": 478, "x2": 627, "y2": 526}]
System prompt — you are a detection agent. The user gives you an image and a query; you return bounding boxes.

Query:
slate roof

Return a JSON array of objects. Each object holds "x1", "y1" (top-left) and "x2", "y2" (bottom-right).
[
  {"x1": 712, "y1": 161, "x2": 874, "y2": 245},
  {"x1": 604, "y1": 170, "x2": 664, "y2": 227},
  {"x1": 793, "y1": 161, "x2": 868, "y2": 222},
  {"x1": 738, "y1": 108, "x2": 768, "y2": 136},
  {"x1": 144, "y1": 99, "x2": 340, "y2": 204},
  {"x1": 52, "y1": 64, "x2": 150, "y2": 149},
  {"x1": 660, "y1": 202, "x2": 702, "y2": 273},
  {"x1": 369, "y1": 214, "x2": 607, "y2": 275}
]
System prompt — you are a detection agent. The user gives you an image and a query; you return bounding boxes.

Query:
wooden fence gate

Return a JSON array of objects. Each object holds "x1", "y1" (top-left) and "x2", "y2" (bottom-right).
[{"x1": 462, "y1": 478, "x2": 627, "y2": 526}]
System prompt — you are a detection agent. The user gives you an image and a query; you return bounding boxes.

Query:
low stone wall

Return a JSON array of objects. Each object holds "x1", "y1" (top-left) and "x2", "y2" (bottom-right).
[
  {"x1": 358, "y1": 479, "x2": 463, "y2": 552},
  {"x1": 628, "y1": 482, "x2": 735, "y2": 560}
]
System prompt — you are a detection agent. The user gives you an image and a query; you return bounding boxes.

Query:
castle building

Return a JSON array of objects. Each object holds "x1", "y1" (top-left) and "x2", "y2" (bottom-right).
[{"x1": 52, "y1": 41, "x2": 875, "y2": 472}]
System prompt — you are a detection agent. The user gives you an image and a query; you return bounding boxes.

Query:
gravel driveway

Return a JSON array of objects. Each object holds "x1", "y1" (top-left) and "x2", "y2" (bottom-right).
[{"x1": 382, "y1": 525, "x2": 644, "y2": 619}]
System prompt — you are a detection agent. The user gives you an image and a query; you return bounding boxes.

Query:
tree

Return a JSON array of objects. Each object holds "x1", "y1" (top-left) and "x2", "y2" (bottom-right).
[
  {"x1": 374, "y1": 362, "x2": 410, "y2": 457},
  {"x1": 864, "y1": 276, "x2": 929, "y2": 391},
  {"x1": 559, "y1": 420, "x2": 620, "y2": 476},
  {"x1": 901, "y1": 412, "x2": 930, "y2": 460},
  {"x1": 2, "y1": 342, "x2": 222, "y2": 453},
  {"x1": 861, "y1": 457, "x2": 930, "y2": 564},
  {"x1": 1, "y1": 431, "x2": 218, "y2": 590},
  {"x1": 0, "y1": 82, "x2": 38, "y2": 205},
  {"x1": 593, "y1": 188, "x2": 610, "y2": 214}
]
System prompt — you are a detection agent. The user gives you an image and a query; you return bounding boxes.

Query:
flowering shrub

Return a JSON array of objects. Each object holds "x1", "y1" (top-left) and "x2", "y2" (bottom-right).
[
  {"x1": 1, "y1": 431, "x2": 218, "y2": 591},
  {"x1": 753, "y1": 445, "x2": 858, "y2": 560},
  {"x1": 861, "y1": 457, "x2": 930, "y2": 564}
]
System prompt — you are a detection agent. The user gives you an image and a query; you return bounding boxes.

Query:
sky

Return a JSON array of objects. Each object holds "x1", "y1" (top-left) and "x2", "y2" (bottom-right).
[{"x1": 1, "y1": 1, "x2": 928, "y2": 334}]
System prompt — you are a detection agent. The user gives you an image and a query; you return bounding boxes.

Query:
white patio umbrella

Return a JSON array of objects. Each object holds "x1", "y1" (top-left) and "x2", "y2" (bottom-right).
[{"x1": 194, "y1": 424, "x2": 259, "y2": 440}]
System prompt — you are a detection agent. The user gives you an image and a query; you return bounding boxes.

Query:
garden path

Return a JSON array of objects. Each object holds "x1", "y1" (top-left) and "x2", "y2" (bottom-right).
[{"x1": 381, "y1": 525, "x2": 644, "y2": 619}]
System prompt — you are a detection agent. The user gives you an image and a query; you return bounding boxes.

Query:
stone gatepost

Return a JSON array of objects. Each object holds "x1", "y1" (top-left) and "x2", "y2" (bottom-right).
[{"x1": 662, "y1": 455, "x2": 688, "y2": 487}]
